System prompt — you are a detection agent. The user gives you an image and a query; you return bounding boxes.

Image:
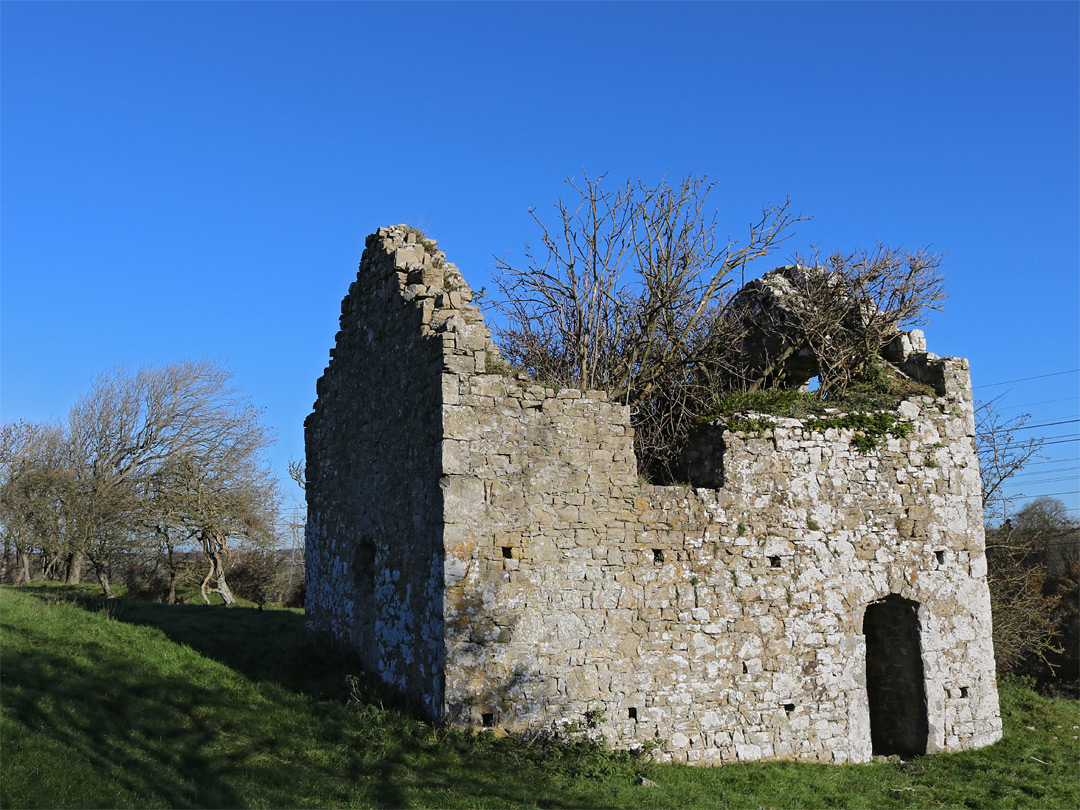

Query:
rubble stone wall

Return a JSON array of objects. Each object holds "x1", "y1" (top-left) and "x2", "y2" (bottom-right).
[
  {"x1": 307, "y1": 226, "x2": 1002, "y2": 763},
  {"x1": 305, "y1": 227, "x2": 454, "y2": 717}
]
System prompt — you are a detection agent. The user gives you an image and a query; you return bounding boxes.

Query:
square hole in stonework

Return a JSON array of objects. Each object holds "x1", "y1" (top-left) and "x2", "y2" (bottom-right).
[
  {"x1": 628, "y1": 707, "x2": 638, "y2": 720},
  {"x1": 502, "y1": 546, "x2": 513, "y2": 559},
  {"x1": 784, "y1": 703, "x2": 796, "y2": 714},
  {"x1": 653, "y1": 549, "x2": 665, "y2": 564},
  {"x1": 481, "y1": 712, "x2": 495, "y2": 728},
  {"x1": 769, "y1": 556, "x2": 782, "y2": 569},
  {"x1": 959, "y1": 687, "x2": 969, "y2": 698},
  {"x1": 935, "y1": 550, "x2": 945, "y2": 566}
]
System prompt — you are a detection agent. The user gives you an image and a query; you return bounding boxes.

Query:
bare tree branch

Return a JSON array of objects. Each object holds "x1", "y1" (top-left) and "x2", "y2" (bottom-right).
[
  {"x1": 493, "y1": 172, "x2": 806, "y2": 481},
  {"x1": 976, "y1": 396, "x2": 1045, "y2": 524}
]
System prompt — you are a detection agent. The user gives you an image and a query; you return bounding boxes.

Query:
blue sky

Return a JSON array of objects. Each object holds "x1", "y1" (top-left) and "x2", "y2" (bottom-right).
[{"x1": 3, "y1": 1, "x2": 1077, "y2": 519}]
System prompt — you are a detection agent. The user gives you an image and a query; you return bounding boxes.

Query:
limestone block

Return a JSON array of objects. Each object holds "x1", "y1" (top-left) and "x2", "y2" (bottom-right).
[
  {"x1": 441, "y1": 375, "x2": 461, "y2": 406},
  {"x1": 441, "y1": 440, "x2": 472, "y2": 474},
  {"x1": 441, "y1": 475, "x2": 484, "y2": 515},
  {"x1": 443, "y1": 354, "x2": 475, "y2": 375},
  {"x1": 419, "y1": 298, "x2": 435, "y2": 325},
  {"x1": 422, "y1": 265, "x2": 443, "y2": 288},
  {"x1": 393, "y1": 245, "x2": 424, "y2": 269}
]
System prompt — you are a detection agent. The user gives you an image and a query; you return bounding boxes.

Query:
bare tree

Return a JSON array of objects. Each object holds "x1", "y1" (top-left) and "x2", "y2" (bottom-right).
[
  {"x1": 975, "y1": 395, "x2": 1075, "y2": 681},
  {"x1": 287, "y1": 458, "x2": 306, "y2": 491},
  {"x1": 167, "y1": 443, "x2": 279, "y2": 606},
  {"x1": 494, "y1": 172, "x2": 803, "y2": 480},
  {"x1": 0, "y1": 422, "x2": 73, "y2": 585},
  {"x1": 985, "y1": 497, "x2": 1078, "y2": 675},
  {"x1": 976, "y1": 396, "x2": 1045, "y2": 523},
  {"x1": 64, "y1": 360, "x2": 278, "y2": 598},
  {"x1": 136, "y1": 456, "x2": 199, "y2": 604}
]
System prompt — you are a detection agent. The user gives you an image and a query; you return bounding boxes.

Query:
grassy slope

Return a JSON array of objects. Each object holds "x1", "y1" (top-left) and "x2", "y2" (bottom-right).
[{"x1": 2, "y1": 585, "x2": 1078, "y2": 810}]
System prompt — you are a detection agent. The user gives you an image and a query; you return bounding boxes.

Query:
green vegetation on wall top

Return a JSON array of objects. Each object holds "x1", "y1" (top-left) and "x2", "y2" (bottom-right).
[
  {"x1": 701, "y1": 365, "x2": 928, "y2": 453},
  {"x1": 701, "y1": 365, "x2": 935, "y2": 424}
]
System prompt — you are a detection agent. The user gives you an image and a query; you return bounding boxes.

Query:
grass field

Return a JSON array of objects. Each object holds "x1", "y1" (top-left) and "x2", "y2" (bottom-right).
[{"x1": 2, "y1": 583, "x2": 1077, "y2": 809}]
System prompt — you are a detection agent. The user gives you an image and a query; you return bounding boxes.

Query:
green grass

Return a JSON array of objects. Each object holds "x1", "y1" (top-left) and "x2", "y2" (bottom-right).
[
  {"x1": 2, "y1": 584, "x2": 1078, "y2": 809},
  {"x1": 702, "y1": 367, "x2": 936, "y2": 423}
]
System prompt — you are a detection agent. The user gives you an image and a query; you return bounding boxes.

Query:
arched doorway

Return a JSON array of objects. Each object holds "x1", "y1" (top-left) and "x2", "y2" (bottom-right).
[{"x1": 863, "y1": 595, "x2": 928, "y2": 757}]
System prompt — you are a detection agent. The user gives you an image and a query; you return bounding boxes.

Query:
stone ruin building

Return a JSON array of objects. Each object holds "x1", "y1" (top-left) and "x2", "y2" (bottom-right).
[{"x1": 304, "y1": 225, "x2": 1003, "y2": 764}]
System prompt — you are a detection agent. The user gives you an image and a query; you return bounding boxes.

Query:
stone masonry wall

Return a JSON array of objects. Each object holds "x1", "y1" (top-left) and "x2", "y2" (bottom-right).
[
  {"x1": 305, "y1": 226, "x2": 481, "y2": 717},
  {"x1": 307, "y1": 226, "x2": 1003, "y2": 764}
]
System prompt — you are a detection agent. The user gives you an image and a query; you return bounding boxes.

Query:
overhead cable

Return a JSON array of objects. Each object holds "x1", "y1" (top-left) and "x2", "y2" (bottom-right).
[{"x1": 975, "y1": 369, "x2": 1080, "y2": 389}]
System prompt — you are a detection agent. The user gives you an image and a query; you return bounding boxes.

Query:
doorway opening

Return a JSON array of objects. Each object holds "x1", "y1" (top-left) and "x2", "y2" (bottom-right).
[{"x1": 863, "y1": 595, "x2": 928, "y2": 757}]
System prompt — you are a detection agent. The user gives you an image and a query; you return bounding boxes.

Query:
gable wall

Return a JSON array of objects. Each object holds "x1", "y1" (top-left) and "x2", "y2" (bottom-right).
[{"x1": 305, "y1": 229, "x2": 449, "y2": 716}]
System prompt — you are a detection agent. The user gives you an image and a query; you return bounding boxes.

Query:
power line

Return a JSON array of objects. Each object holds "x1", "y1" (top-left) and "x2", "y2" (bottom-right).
[
  {"x1": 976, "y1": 369, "x2": 1080, "y2": 389},
  {"x1": 1009, "y1": 490, "x2": 1080, "y2": 499},
  {"x1": 1011, "y1": 466, "x2": 1080, "y2": 480},
  {"x1": 1004, "y1": 476, "x2": 1078, "y2": 487},
  {"x1": 1024, "y1": 457, "x2": 1080, "y2": 467},
  {"x1": 999, "y1": 396, "x2": 1079, "y2": 410},
  {"x1": 1008, "y1": 468, "x2": 1080, "y2": 480},
  {"x1": 1011, "y1": 419, "x2": 1080, "y2": 432},
  {"x1": 1016, "y1": 465, "x2": 1080, "y2": 474},
  {"x1": 978, "y1": 420, "x2": 1079, "y2": 437},
  {"x1": 992, "y1": 433, "x2": 1080, "y2": 445}
]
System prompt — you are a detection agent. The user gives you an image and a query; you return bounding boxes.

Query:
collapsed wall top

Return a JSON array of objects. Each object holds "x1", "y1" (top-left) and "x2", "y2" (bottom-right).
[{"x1": 726, "y1": 264, "x2": 942, "y2": 392}]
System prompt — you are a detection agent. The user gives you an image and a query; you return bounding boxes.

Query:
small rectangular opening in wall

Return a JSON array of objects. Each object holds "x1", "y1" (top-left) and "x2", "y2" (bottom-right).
[
  {"x1": 502, "y1": 546, "x2": 513, "y2": 559},
  {"x1": 628, "y1": 707, "x2": 638, "y2": 721},
  {"x1": 935, "y1": 550, "x2": 945, "y2": 566},
  {"x1": 354, "y1": 537, "x2": 376, "y2": 596},
  {"x1": 959, "y1": 687, "x2": 969, "y2": 698},
  {"x1": 481, "y1": 712, "x2": 495, "y2": 728},
  {"x1": 653, "y1": 549, "x2": 665, "y2": 564},
  {"x1": 769, "y1": 556, "x2": 782, "y2": 569},
  {"x1": 784, "y1": 703, "x2": 796, "y2": 714}
]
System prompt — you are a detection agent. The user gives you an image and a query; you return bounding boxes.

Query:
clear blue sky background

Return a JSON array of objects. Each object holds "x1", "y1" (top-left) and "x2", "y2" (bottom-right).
[{"x1": 3, "y1": 1, "x2": 1078, "y2": 520}]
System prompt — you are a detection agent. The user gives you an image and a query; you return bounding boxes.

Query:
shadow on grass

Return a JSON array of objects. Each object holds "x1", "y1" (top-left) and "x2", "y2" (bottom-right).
[
  {"x1": 4, "y1": 587, "x2": 603, "y2": 809},
  {"x1": 2, "y1": 613, "x2": 245, "y2": 807},
  {"x1": 8, "y1": 587, "x2": 1078, "y2": 809},
  {"x1": 18, "y1": 583, "x2": 354, "y2": 701}
]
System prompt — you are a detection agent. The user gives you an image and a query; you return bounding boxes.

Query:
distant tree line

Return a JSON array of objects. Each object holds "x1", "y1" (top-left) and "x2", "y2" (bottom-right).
[
  {"x1": 977, "y1": 399, "x2": 1079, "y2": 691},
  {"x1": 983, "y1": 496, "x2": 1079, "y2": 688},
  {"x1": 0, "y1": 360, "x2": 302, "y2": 606}
]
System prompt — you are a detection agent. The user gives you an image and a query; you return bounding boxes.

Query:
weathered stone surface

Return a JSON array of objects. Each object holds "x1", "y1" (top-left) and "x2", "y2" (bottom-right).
[
  {"x1": 724, "y1": 266, "x2": 934, "y2": 391},
  {"x1": 305, "y1": 226, "x2": 1002, "y2": 766},
  {"x1": 724, "y1": 265, "x2": 837, "y2": 388}
]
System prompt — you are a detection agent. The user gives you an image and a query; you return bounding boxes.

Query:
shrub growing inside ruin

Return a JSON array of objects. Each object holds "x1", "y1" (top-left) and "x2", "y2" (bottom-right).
[{"x1": 493, "y1": 173, "x2": 946, "y2": 482}]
